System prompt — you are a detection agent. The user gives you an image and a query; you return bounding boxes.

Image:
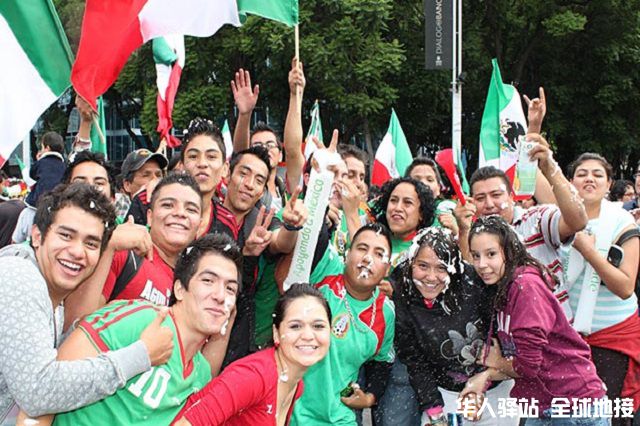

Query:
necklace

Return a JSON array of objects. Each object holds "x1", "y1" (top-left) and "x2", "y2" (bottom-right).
[{"x1": 343, "y1": 293, "x2": 376, "y2": 333}]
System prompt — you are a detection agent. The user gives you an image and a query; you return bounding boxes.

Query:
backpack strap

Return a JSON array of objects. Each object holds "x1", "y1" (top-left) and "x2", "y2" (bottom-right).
[
  {"x1": 615, "y1": 227, "x2": 640, "y2": 246},
  {"x1": 109, "y1": 251, "x2": 144, "y2": 301}
]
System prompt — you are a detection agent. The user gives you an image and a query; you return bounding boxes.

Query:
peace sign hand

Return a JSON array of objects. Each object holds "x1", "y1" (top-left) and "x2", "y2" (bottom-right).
[
  {"x1": 282, "y1": 186, "x2": 308, "y2": 229},
  {"x1": 310, "y1": 129, "x2": 340, "y2": 172},
  {"x1": 243, "y1": 206, "x2": 275, "y2": 256}
]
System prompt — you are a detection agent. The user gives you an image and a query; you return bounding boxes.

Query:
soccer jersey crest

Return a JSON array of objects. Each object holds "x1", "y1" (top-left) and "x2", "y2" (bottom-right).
[{"x1": 332, "y1": 313, "x2": 350, "y2": 338}]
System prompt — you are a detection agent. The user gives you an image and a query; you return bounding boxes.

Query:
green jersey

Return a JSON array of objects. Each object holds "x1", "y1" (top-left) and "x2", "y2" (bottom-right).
[
  {"x1": 54, "y1": 300, "x2": 211, "y2": 426},
  {"x1": 292, "y1": 273, "x2": 395, "y2": 425}
]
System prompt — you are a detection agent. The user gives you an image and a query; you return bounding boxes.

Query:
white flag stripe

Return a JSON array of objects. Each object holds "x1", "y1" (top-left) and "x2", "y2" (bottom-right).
[{"x1": 0, "y1": 14, "x2": 57, "y2": 162}]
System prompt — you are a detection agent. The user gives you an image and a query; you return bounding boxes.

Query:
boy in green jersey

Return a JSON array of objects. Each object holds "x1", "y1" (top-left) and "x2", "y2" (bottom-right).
[
  {"x1": 292, "y1": 223, "x2": 396, "y2": 425},
  {"x1": 25, "y1": 234, "x2": 242, "y2": 426}
]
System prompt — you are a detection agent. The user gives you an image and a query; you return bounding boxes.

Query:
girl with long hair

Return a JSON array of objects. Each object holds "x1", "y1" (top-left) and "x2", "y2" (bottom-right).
[
  {"x1": 173, "y1": 284, "x2": 331, "y2": 426},
  {"x1": 463, "y1": 216, "x2": 607, "y2": 425},
  {"x1": 393, "y1": 227, "x2": 516, "y2": 425}
]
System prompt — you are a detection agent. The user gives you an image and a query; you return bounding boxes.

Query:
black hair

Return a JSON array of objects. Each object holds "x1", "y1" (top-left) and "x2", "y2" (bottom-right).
[
  {"x1": 405, "y1": 157, "x2": 443, "y2": 187},
  {"x1": 34, "y1": 182, "x2": 116, "y2": 251},
  {"x1": 609, "y1": 179, "x2": 635, "y2": 202},
  {"x1": 41, "y1": 131, "x2": 64, "y2": 154},
  {"x1": 149, "y1": 172, "x2": 202, "y2": 210},
  {"x1": 181, "y1": 117, "x2": 226, "y2": 162},
  {"x1": 338, "y1": 144, "x2": 368, "y2": 168},
  {"x1": 468, "y1": 215, "x2": 556, "y2": 312},
  {"x1": 567, "y1": 152, "x2": 613, "y2": 180},
  {"x1": 168, "y1": 152, "x2": 182, "y2": 172},
  {"x1": 251, "y1": 121, "x2": 280, "y2": 145},
  {"x1": 351, "y1": 222, "x2": 393, "y2": 254},
  {"x1": 62, "y1": 150, "x2": 116, "y2": 197},
  {"x1": 373, "y1": 177, "x2": 435, "y2": 232},
  {"x1": 169, "y1": 234, "x2": 242, "y2": 306},
  {"x1": 272, "y1": 283, "x2": 332, "y2": 329},
  {"x1": 469, "y1": 166, "x2": 512, "y2": 196},
  {"x1": 229, "y1": 145, "x2": 273, "y2": 176},
  {"x1": 397, "y1": 227, "x2": 469, "y2": 314}
]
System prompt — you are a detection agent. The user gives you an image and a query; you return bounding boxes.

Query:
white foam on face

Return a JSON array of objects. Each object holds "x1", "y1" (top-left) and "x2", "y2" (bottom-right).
[
  {"x1": 24, "y1": 420, "x2": 39, "y2": 426},
  {"x1": 498, "y1": 184, "x2": 507, "y2": 193},
  {"x1": 358, "y1": 269, "x2": 370, "y2": 279},
  {"x1": 220, "y1": 319, "x2": 229, "y2": 336},
  {"x1": 499, "y1": 202, "x2": 509, "y2": 210}
]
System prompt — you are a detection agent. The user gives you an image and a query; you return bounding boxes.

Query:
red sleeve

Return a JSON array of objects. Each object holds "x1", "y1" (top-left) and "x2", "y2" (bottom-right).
[
  {"x1": 507, "y1": 273, "x2": 556, "y2": 378},
  {"x1": 101, "y1": 250, "x2": 129, "y2": 300},
  {"x1": 180, "y1": 357, "x2": 270, "y2": 425}
]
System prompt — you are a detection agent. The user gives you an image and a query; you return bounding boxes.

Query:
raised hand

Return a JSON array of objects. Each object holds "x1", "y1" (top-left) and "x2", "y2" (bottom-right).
[
  {"x1": 282, "y1": 186, "x2": 308, "y2": 229},
  {"x1": 140, "y1": 307, "x2": 174, "y2": 366},
  {"x1": 109, "y1": 215, "x2": 154, "y2": 260},
  {"x1": 288, "y1": 57, "x2": 306, "y2": 94},
  {"x1": 453, "y1": 199, "x2": 476, "y2": 232},
  {"x1": 311, "y1": 129, "x2": 340, "y2": 172},
  {"x1": 243, "y1": 206, "x2": 275, "y2": 256},
  {"x1": 523, "y1": 87, "x2": 546, "y2": 133},
  {"x1": 231, "y1": 68, "x2": 260, "y2": 115}
]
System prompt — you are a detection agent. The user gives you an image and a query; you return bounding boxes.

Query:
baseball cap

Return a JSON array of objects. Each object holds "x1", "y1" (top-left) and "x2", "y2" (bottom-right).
[{"x1": 121, "y1": 149, "x2": 168, "y2": 181}]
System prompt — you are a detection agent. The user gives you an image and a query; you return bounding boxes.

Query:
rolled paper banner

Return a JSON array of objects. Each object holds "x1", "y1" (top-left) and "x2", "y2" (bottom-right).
[{"x1": 283, "y1": 168, "x2": 335, "y2": 291}]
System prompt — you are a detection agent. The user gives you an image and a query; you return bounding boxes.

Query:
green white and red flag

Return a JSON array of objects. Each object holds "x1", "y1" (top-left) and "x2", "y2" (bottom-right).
[
  {"x1": 303, "y1": 100, "x2": 323, "y2": 159},
  {"x1": 372, "y1": 109, "x2": 413, "y2": 186},
  {"x1": 0, "y1": 0, "x2": 72, "y2": 168},
  {"x1": 479, "y1": 59, "x2": 528, "y2": 180},
  {"x1": 72, "y1": 1, "x2": 299, "y2": 111},
  {"x1": 71, "y1": 0, "x2": 241, "y2": 110},
  {"x1": 153, "y1": 35, "x2": 184, "y2": 148}
]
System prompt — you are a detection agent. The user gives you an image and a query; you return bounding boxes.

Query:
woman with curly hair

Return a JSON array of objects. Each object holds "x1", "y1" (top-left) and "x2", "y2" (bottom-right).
[
  {"x1": 393, "y1": 227, "x2": 516, "y2": 425},
  {"x1": 373, "y1": 177, "x2": 436, "y2": 269},
  {"x1": 463, "y1": 216, "x2": 607, "y2": 425}
]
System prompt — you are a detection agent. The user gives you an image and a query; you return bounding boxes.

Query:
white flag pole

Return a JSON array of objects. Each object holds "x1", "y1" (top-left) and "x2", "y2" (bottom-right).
[{"x1": 451, "y1": 0, "x2": 462, "y2": 168}]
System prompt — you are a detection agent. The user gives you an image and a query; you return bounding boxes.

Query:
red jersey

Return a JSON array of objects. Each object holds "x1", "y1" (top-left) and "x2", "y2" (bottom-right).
[
  {"x1": 175, "y1": 347, "x2": 304, "y2": 426},
  {"x1": 102, "y1": 246, "x2": 174, "y2": 306}
]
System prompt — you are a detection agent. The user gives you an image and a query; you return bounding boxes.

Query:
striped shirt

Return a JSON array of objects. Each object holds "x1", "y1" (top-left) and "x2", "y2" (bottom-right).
[{"x1": 562, "y1": 212, "x2": 637, "y2": 332}]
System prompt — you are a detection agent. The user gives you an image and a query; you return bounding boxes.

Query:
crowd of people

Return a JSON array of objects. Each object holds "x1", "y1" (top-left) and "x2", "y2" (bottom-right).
[{"x1": 0, "y1": 59, "x2": 639, "y2": 426}]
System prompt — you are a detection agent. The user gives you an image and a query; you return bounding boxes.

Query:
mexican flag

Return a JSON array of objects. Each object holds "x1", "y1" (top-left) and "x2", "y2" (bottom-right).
[
  {"x1": 72, "y1": 0, "x2": 299, "y2": 111},
  {"x1": 222, "y1": 120, "x2": 234, "y2": 160},
  {"x1": 479, "y1": 59, "x2": 527, "y2": 179},
  {"x1": 372, "y1": 109, "x2": 413, "y2": 186},
  {"x1": 72, "y1": 0, "x2": 241, "y2": 110},
  {"x1": 303, "y1": 100, "x2": 323, "y2": 159},
  {"x1": 237, "y1": 0, "x2": 298, "y2": 26},
  {"x1": 0, "y1": 0, "x2": 73, "y2": 168},
  {"x1": 153, "y1": 35, "x2": 184, "y2": 148}
]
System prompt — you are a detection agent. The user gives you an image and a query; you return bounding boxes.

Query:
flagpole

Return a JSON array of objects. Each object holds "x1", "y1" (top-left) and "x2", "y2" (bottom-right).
[
  {"x1": 294, "y1": 24, "x2": 302, "y2": 108},
  {"x1": 22, "y1": 133, "x2": 31, "y2": 171},
  {"x1": 92, "y1": 115, "x2": 106, "y2": 149}
]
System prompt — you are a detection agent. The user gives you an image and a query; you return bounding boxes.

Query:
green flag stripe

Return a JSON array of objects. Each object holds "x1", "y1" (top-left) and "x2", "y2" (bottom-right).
[
  {"x1": 237, "y1": 0, "x2": 299, "y2": 26},
  {"x1": 152, "y1": 37, "x2": 178, "y2": 65},
  {"x1": 390, "y1": 109, "x2": 412, "y2": 176},
  {"x1": 479, "y1": 59, "x2": 514, "y2": 161},
  {"x1": 0, "y1": 0, "x2": 72, "y2": 95}
]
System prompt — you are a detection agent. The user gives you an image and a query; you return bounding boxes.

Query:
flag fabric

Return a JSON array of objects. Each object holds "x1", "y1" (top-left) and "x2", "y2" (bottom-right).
[
  {"x1": 435, "y1": 148, "x2": 466, "y2": 205},
  {"x1": 237, "y1": 0, "x2": 298, "y2": 27},
  {"x1": 14, "y1": 155, "x2": 35, "y2": 187},
  {"x1": 222, "y1": 120, "x2": 234, "y2": 160},
  {"x1": 372, "y1": 109, "x2": 413, "y2": 186},
  {"x1": 90, "y1": 96, "x2": 107, "y2": 155},
  {"x1": 0, "y1": 0, "x2": 73, "y2": 168},
  {"x1": 303, "y1": 100, "x2": 323, "y2": 160},
  {"x1": 153, "y1": 35, "x2": 184, "y2": 148},
  {"x1": 479, "y1": 58, "x2": 527, "y2": 180},
  {"x1": 72, "y1": 0, "x2": 241, "y2": 111}
]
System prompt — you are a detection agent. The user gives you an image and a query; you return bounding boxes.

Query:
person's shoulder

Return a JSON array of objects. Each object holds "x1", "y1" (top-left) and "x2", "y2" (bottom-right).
[{"x1": 84, "y1": 299, "x2": 160, "y2": 328}]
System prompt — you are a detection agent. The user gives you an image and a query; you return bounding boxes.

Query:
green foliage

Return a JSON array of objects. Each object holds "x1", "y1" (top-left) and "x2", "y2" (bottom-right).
[{"x1": 51, "y1": 0, "x2": 640, "y2": 176}]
